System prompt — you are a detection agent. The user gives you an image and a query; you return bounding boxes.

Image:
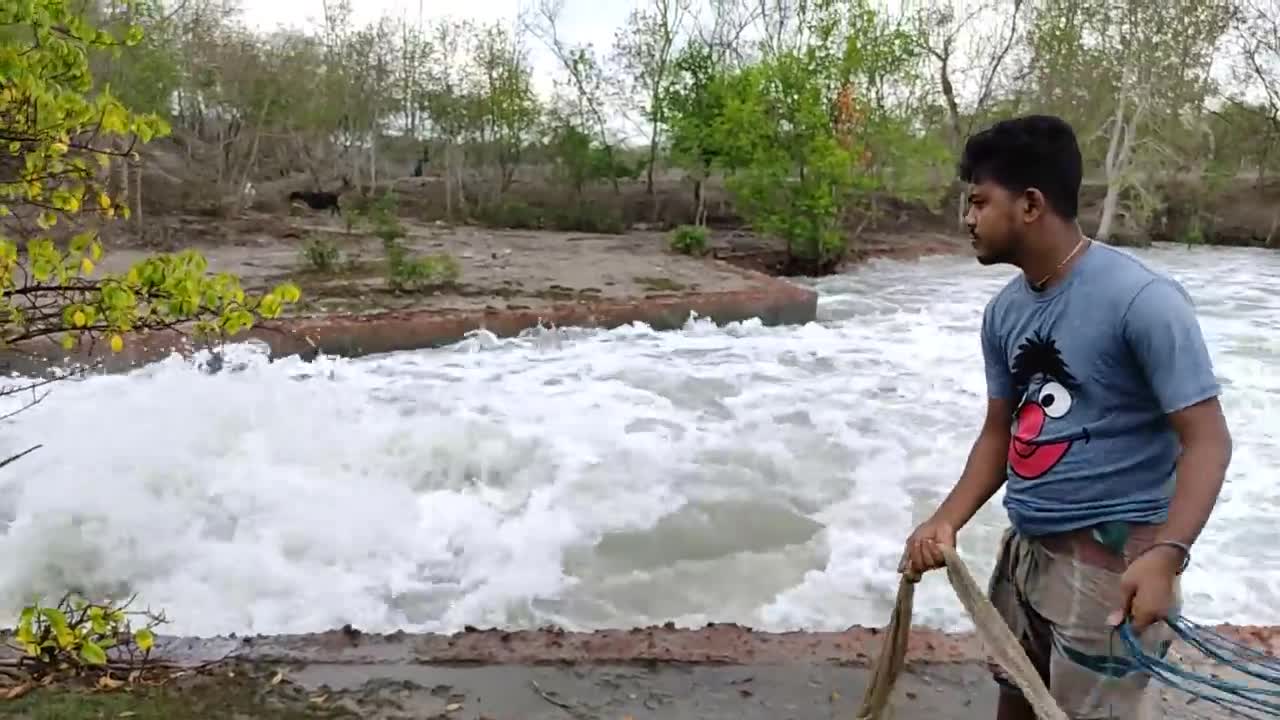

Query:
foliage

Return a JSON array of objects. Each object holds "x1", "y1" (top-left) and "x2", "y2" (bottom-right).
[
  {"x1": 358, "y1": 191, "x2": 462, "y2": 291},
  {"x1": 0, "y1": 0, "x2": 300, "y2": 482},
  {"x1": 363, "y1": 192, "x2": 405, "y2": 243},
  {"x1": 1026, "y1": 0, "x2": 1233, "y2": 239},
  {"x1": 2, "y1": 244, "x2": 299, "y2": 353},
  {"x1": 0, "y1": 0, "x2": 300, "y2": 360},
  {"x1": 665, "y1": 43, "x2": 735, "y2": 179},
  {"x1": 300, "y1": 236, "x2": 343, "y2": 273},
  {"x1": 687, "y1": 0, "x2": 923, "y2": 270},
  {"x1": 384, "y1": 240, "x2": 461, "y2": 292},
  {"x1": 469, "y1": 24, "x2": 542, "y2": 193},
  {"x1": 716, "y1": 57, "x2": 856, "y2": 268},
  {"x1": 669, "y1": 224, "x2": 708, "y2": 255},
  {"x1": 8, "y1": 0, "x2": 1275, "y2": 268},
  {"x1": 12, "y1": 594, "x2": 164, "y2": 675},
  {"x1": 545, "y1": 122, "x2": 642, "y2": 196}
]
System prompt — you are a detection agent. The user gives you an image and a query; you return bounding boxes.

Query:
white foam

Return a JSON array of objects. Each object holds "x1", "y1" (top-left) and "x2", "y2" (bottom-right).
[{"x1": 0, "y1": 244, "x2": 1275, "y2": 636}]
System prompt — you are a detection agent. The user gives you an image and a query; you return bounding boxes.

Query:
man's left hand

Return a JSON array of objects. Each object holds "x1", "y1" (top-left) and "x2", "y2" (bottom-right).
[{"x1": 1107, "y1": 545, "x2": 1183, "y2": 632}]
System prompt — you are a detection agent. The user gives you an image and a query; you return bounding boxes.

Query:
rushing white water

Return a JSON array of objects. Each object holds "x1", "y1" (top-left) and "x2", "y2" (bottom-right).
[{"x1": 0, "y1": 243, "x2": 1277, "y2": 637}]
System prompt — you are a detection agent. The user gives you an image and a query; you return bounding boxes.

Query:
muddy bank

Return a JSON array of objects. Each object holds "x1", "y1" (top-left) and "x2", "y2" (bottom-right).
[
  {"x1": 0, "y1": 661, "x2": 998, "y2": 719},
  {"x1": 0, "y1": 660, "x2": 1238, "y2": 719},
  {"x1": 75, "y1": 622, "x2": 1276, "y2": 668},
  {"x1": 0, "y1": 623, "x2": 1270, "y2": 718},
  {"x1": 2, "y1": 222, "x2": 845, "y2": 374}
]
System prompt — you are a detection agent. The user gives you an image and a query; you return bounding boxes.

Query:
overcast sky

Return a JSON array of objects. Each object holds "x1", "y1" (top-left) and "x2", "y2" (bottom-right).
[{"x1": 239, "y1": 0, "x2": 630, "y2": 41}]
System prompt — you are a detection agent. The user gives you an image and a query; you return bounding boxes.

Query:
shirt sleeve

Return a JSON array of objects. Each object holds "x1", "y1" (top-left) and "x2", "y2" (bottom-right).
[
  {"x1": 1121, "y1": 278, "x2": 1221, "y2": 414},
  {"x1": 981, "y1": 304, "x2": 1015, "y2": 400}
]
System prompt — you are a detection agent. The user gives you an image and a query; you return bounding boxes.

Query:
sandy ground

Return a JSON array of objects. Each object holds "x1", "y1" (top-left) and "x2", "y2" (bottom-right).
[
  {"x1": 93, "y1": 213, "x2": 969, "y2": 317},
  {"x1": 96, "y1": 216, "x2": 757, "y2": 317}
]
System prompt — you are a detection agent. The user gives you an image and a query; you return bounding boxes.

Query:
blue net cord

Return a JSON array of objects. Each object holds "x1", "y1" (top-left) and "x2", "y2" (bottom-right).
[{"x1": 1114, "y1": 618, "x2": 1280, "y2": 719}]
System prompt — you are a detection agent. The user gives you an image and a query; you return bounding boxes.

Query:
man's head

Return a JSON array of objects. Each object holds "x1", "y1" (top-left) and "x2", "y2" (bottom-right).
[{"x1": 958, "y1": 115, "x2": 1083, "y2": 266}]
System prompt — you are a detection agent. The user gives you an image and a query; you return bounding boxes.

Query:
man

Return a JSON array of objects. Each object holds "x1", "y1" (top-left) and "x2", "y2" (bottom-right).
[{"x1": 901, "y1": 115, "x2": 1233, "y2": 719}]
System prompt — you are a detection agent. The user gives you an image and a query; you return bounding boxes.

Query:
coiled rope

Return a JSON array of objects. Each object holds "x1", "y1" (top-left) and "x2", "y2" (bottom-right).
[
  {"x1": 854, "y1": 545, "x2": 1280, "y2": 720},
  {"x1": 1116, "y1": 618, "x2": 1280, "y2": 719}
]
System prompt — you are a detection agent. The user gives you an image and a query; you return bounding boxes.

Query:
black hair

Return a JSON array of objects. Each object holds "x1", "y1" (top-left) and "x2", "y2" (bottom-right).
[
  {"x1": 1011, "y1": 331, "x2": 1080, "y2": 397},
  {"x1": 958, "y1": 114, "x2": 1083, "y2": 220}
]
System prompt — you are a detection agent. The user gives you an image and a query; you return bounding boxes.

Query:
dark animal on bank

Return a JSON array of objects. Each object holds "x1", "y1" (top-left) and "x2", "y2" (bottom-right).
[
  {"x1": 288, "y1": 190, "x2": 341, "y2": 216},
  {"x1": 412, "y1": 146, "x2": 431, "y2": 177}
]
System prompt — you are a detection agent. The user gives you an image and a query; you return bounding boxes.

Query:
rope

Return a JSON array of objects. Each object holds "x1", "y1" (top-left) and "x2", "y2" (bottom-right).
[
  {"x1": 1115, "y1": 618, "x2": 1280, "y2": 719},
  {"x1": 854, "y1": 544, "x2": 1069, "y2": 720},
  {"x1": 854, "y1": 545, "x2": 1280, "y2": 720}
]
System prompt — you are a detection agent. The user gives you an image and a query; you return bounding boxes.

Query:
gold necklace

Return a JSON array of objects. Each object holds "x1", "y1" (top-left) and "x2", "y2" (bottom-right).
[{"x1": 1032, "y1": 237, "x2": 1088, "y2": 291}]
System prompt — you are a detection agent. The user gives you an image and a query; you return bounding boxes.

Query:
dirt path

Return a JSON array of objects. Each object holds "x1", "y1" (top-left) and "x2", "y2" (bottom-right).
[
  {"x1": 98, "y1": 220, "x2": 757, "y2": 317},
  {"x1": 95, "y1": 215, "x2": 967, "y2": 317},
  {"x1": 0, "y1": 657, "x2": 1253, "y2": 719},
  {"x1": 0, "y1": 623, "x2": 1269, "y2": 718}
]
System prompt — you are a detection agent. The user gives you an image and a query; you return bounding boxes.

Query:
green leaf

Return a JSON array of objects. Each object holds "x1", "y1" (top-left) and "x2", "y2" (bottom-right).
[
  {"x1": 133, "y1": 628, "x2": 154, "y2": 652},
  {"x1": 79, "y1": 640, "x2": 107, "y2": 665},
  {"x1": 40, "y1": 607, "x2": 70, "y2": 636}
]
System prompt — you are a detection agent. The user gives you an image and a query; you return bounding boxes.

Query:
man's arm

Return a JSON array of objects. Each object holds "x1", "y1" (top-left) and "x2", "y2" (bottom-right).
[
  {"x1": 905, "y1": 312, "x2": 1014, "y2": 575},
  {"x1": 934, "y1": 308, "x2": 1015, "y2": 529},
  {"x1": 1161, "y1": 398, "x2": 1232, "y2": 550},
  {"x1": 934, "y1": 397, "x2": 1014, "y2": 529},
  {"x1": 1122, "y1": 279, "x2": 1233, "y2": 555}
]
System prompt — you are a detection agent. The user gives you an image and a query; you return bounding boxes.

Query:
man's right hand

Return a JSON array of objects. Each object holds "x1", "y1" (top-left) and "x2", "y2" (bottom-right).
[{"x1": 899, "y1": 517, "x2": 957, "y2": 578}]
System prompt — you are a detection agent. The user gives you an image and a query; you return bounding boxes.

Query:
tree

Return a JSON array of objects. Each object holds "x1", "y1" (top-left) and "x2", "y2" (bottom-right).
[
  {"x1": 613, "y1": 0, "x2": 691, "y2": 200},
  {"x1": 1, "y1": 0, "x2": 300, "y2": 468},
  {"x1": 528, "y1": 0, "x2": 623, "y2": 194},
  {"x1": 707, "y1": 0, "x2": 924, "y2": 272},
  {"x1": 469, "y1": 22, "x2": 541, "y2": 197},
  {"x1": 423, "y1": 17, "x2": 473, "y2": 219},
  {"x1": 1229, "y1": 0, "x2": 1280, "y2": 187},
  {"x1": 1028, "y1": 0, "x2": 1232, "y2": 241},
  {"x1": 665, "y1": 42, "x2": 734, "y2": 225},
  {"x1": 908, "y1": 0, "x2": 1027, "y2": 225}
]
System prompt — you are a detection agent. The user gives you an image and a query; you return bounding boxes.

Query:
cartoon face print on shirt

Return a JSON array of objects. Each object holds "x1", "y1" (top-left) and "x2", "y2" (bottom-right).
[{"x1": 1007, "y1": 331, "x2": 1091, "y2": 480}]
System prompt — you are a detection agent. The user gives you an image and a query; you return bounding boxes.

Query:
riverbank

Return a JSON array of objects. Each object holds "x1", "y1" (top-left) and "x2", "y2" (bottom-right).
[
  {"x1": 0, "y1": 623, "x2": 1273, "y2": 718},
  {"x1": 1, "y1": 217, "x2": 968, "y2": 373}
]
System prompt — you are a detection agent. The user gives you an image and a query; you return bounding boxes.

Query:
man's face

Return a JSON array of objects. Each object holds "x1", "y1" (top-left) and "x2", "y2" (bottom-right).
[{"x1": 964, "y1": 180, "x2": 1023, "y2": 266}]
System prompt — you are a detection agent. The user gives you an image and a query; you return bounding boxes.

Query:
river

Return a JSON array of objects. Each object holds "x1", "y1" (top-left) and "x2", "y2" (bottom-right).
[{"x1": 0, "y1": 243, "x2": 1276, "y2": 637}]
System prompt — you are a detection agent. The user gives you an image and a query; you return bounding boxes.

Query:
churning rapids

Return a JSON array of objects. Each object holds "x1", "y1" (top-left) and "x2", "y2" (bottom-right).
[{"x1": 0, "y1": 243, "x2": 1277, "y2": 638}]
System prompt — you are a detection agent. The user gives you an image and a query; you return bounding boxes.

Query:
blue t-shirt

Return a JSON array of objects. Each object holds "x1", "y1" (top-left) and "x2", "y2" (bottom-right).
[{"x1": 981, "y1": 241, "x2": 1221, "y2": 536}]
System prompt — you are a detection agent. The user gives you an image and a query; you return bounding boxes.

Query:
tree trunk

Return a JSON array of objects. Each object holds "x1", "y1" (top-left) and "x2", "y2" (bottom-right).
[
  {"x1": 134, "y1": 162, "x2": 143, "y2": 229},
  {"x1": 694, "y1": 178, "x2": 706, "y2": 226},
  {"x1": 453, "y1": 144, "x2": 467, "y2": 217},
  {"x1": 938, "y1": 55, "x2": 967, "y2": 230},
  {"x1": 1098, "y1": 179, "x2": 1122, "y2": 241},
  {"x1": 1098, "y1": 96, "x2": 1139, "y2": 241},
  {"x1": 646, "y1": 123, "x2": 659, "y2": 197},
  {"x1": 444, "y1": 142, "x2": 453, "y2": 221}
]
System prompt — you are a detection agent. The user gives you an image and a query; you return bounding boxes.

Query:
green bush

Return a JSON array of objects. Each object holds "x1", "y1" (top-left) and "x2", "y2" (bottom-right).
[
  {"x1": 384, "y1": 238, "x2": 460, "y2": 291},
  {"x1": 669, "y1": 224, "x2": 709, "y2": 255},
  {"x1": 299, "y1": 235, "x2": 342, "y2": 272}
]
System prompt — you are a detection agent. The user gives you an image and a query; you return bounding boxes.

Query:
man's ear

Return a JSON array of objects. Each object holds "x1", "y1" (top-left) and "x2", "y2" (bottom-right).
[{"x1": 1021, "y1": 188, "x2": 1046, "y2": 224}]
